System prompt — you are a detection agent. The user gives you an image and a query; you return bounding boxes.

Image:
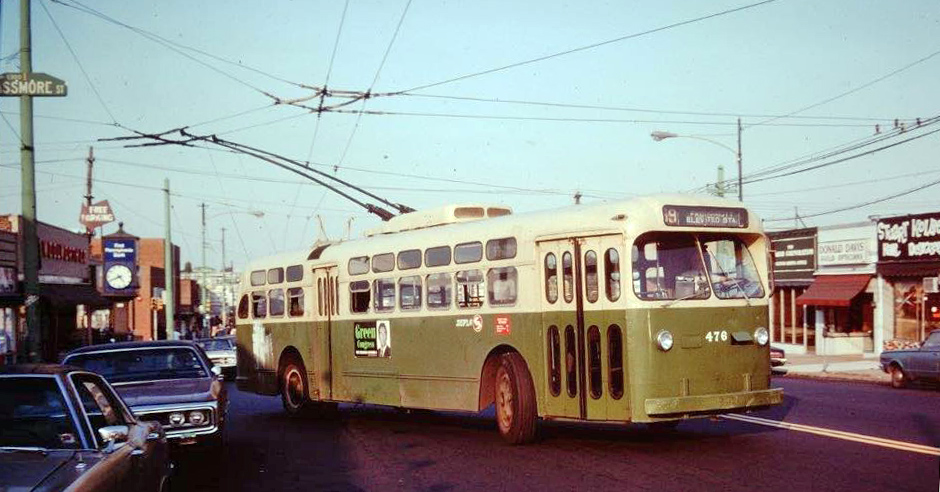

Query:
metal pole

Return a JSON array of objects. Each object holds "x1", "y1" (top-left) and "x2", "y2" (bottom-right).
[
  {"x1": 737, "y1": 117, "x2": 743, "y2": 202},
  {"x1": 220, "y1": 227, "x2": 227, "y2": 331},
  {"x1": 164, "y1": 179, "x2": 175, "y2": 339},
  {"x1": 20, "y1": 0, "x2": 41, "y2": 362},
  {"x1": 200, "y1": 203, "x2": 207, "y2": 338},
  {"x1": 716, "y1": 164, "x2": 725, "y2": 197},
  {"x1": 84, "y1": 147, "x2": 94, "y2": 346}
]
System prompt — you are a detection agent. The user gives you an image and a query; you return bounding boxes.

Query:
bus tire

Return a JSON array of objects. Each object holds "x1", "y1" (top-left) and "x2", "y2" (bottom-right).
[
  {"x1": 280, "y1": 356, "x2": 309, "y2": 416},
  {"x1": 494, "y1": 352, "x2": 537, "y2": 444}
]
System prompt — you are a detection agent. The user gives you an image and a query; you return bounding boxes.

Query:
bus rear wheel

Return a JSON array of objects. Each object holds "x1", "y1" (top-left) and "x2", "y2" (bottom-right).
[
  {"x1": 494, "y1": 352, "x2": 537, "y2": 444},
  {"x1": 281, "y1": 357, "x2": 309, "y2": 415}
]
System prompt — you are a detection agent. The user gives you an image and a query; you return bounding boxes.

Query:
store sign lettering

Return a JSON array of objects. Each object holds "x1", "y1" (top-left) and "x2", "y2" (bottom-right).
[
  {"x1": 40, "y1": 240, "x2": 86, "y2": 264},
  {"x1": 818, "y1": 239, "x2": 870, "y2": 266},
  {"x1": 878, "y1": 213, "x2": 940, "y2": 261}
]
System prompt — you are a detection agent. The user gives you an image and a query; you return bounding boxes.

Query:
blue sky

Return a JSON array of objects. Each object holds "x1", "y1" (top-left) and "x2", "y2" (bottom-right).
[{"x1": 1, "y1": 0, "x2": 939, "y2": 270}]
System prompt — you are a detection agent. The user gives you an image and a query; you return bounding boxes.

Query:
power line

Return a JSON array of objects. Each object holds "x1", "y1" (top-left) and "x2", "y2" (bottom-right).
[
  {"x1": 393, "y1": 0, "x2": 779, "y2": 94},
  {"x1": 306, "y1": 0, "x2": 351, "y2": 162},
  {"x1": 748, "y1": 167, "x2": 940, "y2": 197},
  {"x1": 744, "y1": 125, "x2": 940, "y2": 185},
  {"x1": 336, "y1": 0, "x2": 413, "y2": 168},
  {"x1": 747, "y1": 47, "x2": 940, "y2": 130},
  {"x1": 400, "y1": 93, "x2": 915, "y2": 123},
  {"x1": 0, "y1": 110, "x2": 117, "y2": 127},
  {"x1": 39, "y1": 0, "x2": 117, "y2": 124},
  {"x1": 763, "y1": 175, "x2": 940, "y2": 222}
]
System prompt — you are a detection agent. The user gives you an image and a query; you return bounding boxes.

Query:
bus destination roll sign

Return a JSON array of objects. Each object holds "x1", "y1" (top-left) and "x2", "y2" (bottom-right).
[
  {"x1": 0, "y1": 72, "x2": 68, "y2": 97},
  {"x1": 662, "y1": 205, "x2": 748, "y2": 229}
]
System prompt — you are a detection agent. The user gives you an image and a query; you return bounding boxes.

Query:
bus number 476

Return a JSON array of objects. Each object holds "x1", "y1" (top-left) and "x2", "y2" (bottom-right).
[{"x1": 705, "y1": 330, "x2": 728, "y2": 343}]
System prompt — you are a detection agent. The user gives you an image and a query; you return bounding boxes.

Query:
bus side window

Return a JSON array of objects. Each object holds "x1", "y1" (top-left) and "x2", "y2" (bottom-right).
[
  {"x1": 373, "y1": 278, "x2": 396, "y2": 312},
  {"x1": 545, "y1": 253, "x2": 558, "y2": 304},
  {"x1": 605, "y1": 248, "x2": 621, "y2": 302},
  {"x1": 564, "y1": 325, "x2": 577, "y2": 397},
  {"x1": 399, "y1": 276, "x2": 422, "y2": 311},
  {"x1": 317, "y1": 279, "x2": 324, "y2": 316},
  {"x1": 252, "y1": 292, "x2": 267, "y2": 318},
  {"x1": 427, "y1": 273, "x2": 452, "y2": 309},
  {"x1": 454, "y1": 242, "x2": 483, "y2": 264},
  {"x1": 288, "y1": 287, "x2": 304, "y2": 317},
  {"x1": 350, "y1": 280, "x2": 370, "y2": 313},
  {"x1": 608, "y1": 325, "x2": 624, "y2": 400},
  {"x1": 269, "y1": 289, "x2": 285, "y2": 317},
  {"x1": 562, "y1": 252, "x2": 574, "y2": 303},
  {"x1": 585, "y1": 250, "x2": 599, "y2": 303},
  {"x1": 237, "y1": 295, "x2": 249, "y2": 319},
  {"x1": 487, "y1": 267, "x2": 517, "y2": 306},
  {"x1": 548, "y1": 326, "x2": 561, "y2": 396},
  {"x1": 588, "y1": 325, "x2": 602, "y2": 399},
  {"x1": 267, "y1": 268, "x2": 284, "y2": 284},
  {"x1": 456, "y1": 269, "x2": 484, "y2": 308}
]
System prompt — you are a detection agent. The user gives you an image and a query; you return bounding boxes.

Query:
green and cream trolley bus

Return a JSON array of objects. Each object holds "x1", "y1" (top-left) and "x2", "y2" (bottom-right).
[{"x1": 235, "y1": 194, "x2": 782, "y2": 443}]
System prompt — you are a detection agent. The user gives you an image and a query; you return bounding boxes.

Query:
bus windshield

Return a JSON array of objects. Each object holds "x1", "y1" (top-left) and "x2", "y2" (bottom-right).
[{"x1": 633, "y1": 233, "x2": 763, "y2": 301}]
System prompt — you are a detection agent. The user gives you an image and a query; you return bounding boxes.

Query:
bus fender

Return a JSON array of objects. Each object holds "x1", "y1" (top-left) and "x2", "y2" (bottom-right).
[{"x1": 478, "y1": 344, "x2": 521, "y2": 411}]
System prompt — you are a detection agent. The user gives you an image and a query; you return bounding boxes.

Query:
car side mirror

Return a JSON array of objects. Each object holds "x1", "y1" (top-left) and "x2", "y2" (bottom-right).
[
  {"x1": 98, "y1": 425, "x2": 129, "y2": 449},
  {"x1": 211, "y1": 365, "x2": 222, "y2": 377}
]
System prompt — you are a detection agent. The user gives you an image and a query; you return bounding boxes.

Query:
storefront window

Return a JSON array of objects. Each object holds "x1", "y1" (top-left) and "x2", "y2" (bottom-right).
[{"x1": 893, "y1": 281, "x2": 923, "y2": 341}]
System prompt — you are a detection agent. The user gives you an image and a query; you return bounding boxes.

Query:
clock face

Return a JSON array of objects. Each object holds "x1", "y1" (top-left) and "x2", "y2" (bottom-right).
[{"x1": 106, "y1": 264, "x2": 133, "y2": 290}]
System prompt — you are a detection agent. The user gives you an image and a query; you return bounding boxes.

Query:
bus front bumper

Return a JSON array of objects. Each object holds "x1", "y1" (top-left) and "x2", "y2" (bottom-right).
[{"x1": 645, "y1": 387, "x2": 783, "y2": 416}]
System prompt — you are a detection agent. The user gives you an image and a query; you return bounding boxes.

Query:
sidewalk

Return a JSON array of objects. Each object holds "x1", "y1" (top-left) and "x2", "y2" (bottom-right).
[{"x1": 776, "y1": 352, "x2": 890, "y2": 385}]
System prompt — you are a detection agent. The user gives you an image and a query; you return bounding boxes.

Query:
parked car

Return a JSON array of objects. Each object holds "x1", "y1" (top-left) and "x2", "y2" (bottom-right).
[
  {"x1": 195, "y1": 336, "x2": 236, "y2": 379},
  {"x1": 880, "y1": 329, "x2": 940, "y2": 388},
  {"x1": 770, "y1": 345, "x2": 787, "y2": 375},
  {"x1": 64, "y1": 340, "x2": 228, "y2": 447},
  {"x1": 0, "y1": 364, "x2": 170, "y2": 492}
]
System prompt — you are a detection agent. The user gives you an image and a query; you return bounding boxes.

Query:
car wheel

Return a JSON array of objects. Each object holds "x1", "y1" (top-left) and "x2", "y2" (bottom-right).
[
  {"x1": 280, "y1": 356, "x2": 309, "y2": 415},
  {"x1": 889, "y1": 364, "x2": 908, "y2": 389},
  {"x1": 494, "y1": 352, "x2": 537, "y2": 444}
]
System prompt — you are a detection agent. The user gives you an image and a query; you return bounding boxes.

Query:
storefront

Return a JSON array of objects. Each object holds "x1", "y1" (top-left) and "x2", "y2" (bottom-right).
[
  {"x1": 876, "y1": 212, "x2": 940, "y2": 346},
  {"x1": 797, "y1": 222, "x2": 877, "y2": 355},
  {"x1": 0, "y1": 215, "x2": 111, "y2": 361},
  {"x1": 768, "y1": 228, "x2": 817, "y2": 352}
]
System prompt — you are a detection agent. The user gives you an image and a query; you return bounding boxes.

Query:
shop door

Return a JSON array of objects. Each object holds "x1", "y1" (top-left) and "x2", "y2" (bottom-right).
[
  {"x1": 538, "y1": 235, "x2": 628, "y2": 422},
  {"x1": 312, "y1": 266, "x2": 337, "y2": 401}
]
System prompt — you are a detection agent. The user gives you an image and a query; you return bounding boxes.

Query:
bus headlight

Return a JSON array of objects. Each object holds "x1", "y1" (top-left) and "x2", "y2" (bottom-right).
[
  {"x1": 656, "y1": 330, "x2": 674, "y2": 351},
  {"x1": 754, "y1": 327, "x2": 769, "y2": 346}
]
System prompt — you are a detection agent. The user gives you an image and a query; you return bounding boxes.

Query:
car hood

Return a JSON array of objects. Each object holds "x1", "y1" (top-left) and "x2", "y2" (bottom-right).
[
  {"x1": 0, "y1": 449, "x2": 103, "y2": 492},
  {"x1": 114, "y1": 378, "x2": 218, "y2": 407}
]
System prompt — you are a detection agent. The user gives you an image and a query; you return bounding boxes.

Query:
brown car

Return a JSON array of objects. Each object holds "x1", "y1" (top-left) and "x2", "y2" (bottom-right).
[{"x1": 0, "y1": 364, "x2": 170, "y2": 492}]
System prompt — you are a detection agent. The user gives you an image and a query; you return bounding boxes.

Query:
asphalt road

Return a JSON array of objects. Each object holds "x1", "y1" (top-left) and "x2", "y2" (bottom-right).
[{"x1": 171, "y1": 378, "x2": 939, "y2": 492}]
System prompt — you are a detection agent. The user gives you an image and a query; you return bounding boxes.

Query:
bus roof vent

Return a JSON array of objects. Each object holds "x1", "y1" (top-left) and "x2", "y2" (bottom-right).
[{"x1": 364, "y1": 204, "x2": 512, "y2": 236}]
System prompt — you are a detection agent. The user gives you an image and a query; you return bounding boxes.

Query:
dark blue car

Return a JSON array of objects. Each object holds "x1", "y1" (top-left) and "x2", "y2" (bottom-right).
[{"x1": 880, "y1": 329, "x2": 940, "y2": 388}]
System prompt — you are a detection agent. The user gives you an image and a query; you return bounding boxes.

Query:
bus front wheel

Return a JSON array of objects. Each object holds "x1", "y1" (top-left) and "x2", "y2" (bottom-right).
[
  {"x1": 281, "y1": 356, "x2": 309, "y2": 415},
  {"x1": 494, "y1": 352, "x2": 537, "y2": 444}
]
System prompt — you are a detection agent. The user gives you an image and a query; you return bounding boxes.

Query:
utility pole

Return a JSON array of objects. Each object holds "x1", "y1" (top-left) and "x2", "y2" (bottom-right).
[
  {"x1": 220, "y1": 227, "x2": 227, "y2": 330},
  {"x1": 164, "y1": 179, "x2": 175, "y2": 339},
  {"x1": 20, "y1": 0, "x2": 41, "y2": 362},
  {"x1": 736, "y1": 117, "x2": 743, "y2": 202},
  {"x1": 200, "y1": 202, "x2": 207, "y2": 338},
  {"x1": 83, "y1": 147, "x2": 94, "y2": 346}
]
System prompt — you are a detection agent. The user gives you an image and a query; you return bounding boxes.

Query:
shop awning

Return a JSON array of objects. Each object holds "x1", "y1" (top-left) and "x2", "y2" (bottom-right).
[
  {"x1": 796, "y1": 274, "x2": 871, "y2": 307},
  {"x1": 41, "y1": 283, "x2": 111, "y2": 309}
]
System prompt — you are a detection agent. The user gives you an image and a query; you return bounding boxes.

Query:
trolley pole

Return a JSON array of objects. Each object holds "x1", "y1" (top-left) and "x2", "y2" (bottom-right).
[
  {"x1": 164, "y1": 179, "x2": 175, "y2": 339},
  {"x1": 19, "y1": 0, "x2": 41, "y2": 362}
]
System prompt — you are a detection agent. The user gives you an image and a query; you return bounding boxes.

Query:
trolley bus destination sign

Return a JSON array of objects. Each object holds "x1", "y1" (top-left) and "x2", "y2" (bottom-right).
[
  {"x1": 0, "y1": 72, "x2": 68, "y2": 97},
  {"x1": 662, "y1": 205, "x2": 748, "y2": 228}
]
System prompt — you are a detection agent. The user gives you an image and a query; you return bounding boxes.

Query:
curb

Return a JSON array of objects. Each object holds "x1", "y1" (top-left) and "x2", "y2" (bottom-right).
[{"x1": 776, "y1": 371, "x2": 891, "y2": 386}]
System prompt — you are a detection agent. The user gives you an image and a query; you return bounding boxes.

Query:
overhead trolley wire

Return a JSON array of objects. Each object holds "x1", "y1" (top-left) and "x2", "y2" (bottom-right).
[{"x1": 391, "y1": 0, "x2": 779, "y2": 95}]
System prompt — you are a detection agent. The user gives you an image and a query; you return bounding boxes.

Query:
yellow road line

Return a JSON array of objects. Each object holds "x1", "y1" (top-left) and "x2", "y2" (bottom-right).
[{"x1": 721, "y1": 413, "x2": 940, "y2": 457}]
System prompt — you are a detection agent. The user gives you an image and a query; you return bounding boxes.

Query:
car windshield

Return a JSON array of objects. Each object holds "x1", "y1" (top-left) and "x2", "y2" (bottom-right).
[
  {"x1": 0, "y1": 377, "x2": 81, "y2": 449},
  {"x1": 198, "y1": 339, "x2": 233, "y2": 352},
  {"x1": 67, "y1": 347, "x2": 208, "y2": 383}
]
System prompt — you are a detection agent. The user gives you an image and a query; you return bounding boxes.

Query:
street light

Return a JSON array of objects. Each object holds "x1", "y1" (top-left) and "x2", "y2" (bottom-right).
[
  {"x1": 200, "y1": 205, "x2": 265, "y2": 336},
  {"x1": 651, "y1": 118, "x2": 743, "y2": 201}
]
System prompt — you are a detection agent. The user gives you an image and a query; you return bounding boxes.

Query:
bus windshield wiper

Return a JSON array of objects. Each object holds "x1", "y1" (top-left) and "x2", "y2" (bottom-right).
[{"x1": 662, "y1": 289, "x2": 708, "y2": 308}]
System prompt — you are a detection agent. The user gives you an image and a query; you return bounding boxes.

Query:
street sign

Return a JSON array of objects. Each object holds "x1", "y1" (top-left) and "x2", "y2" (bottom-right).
[
  {"x1": 79, "y1": 200, "x2": 116, "y2": 232},
  {"x1": 0, "y1": 72, "x2": 67, "y2": 97}
]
